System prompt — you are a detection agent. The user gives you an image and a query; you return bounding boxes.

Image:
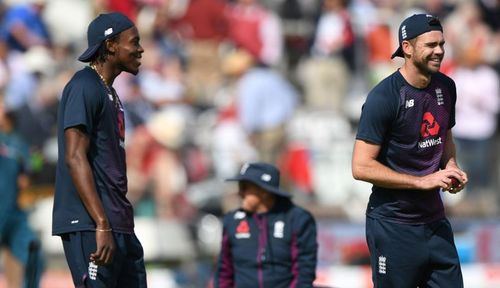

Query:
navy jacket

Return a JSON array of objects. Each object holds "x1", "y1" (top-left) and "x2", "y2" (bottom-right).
[{"x1": 214, "y1": 198, "x2": 318, "y2": 288}]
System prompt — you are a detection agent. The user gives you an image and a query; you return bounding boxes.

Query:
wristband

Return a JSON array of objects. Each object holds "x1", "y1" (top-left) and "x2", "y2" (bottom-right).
[{"x1": 95, "y1": 228, "x2": 113, "y2": 232}]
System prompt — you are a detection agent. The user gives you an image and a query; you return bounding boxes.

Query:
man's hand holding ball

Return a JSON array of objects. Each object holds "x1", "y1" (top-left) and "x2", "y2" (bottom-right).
[{"x1": 446, "y1": 177, "x2": 462, "y2": 194}]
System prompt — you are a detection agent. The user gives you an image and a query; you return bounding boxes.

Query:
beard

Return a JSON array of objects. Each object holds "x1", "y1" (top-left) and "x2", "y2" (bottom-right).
[{"x1": 414, "y1": 55, "x2": 442, "y2": 76}]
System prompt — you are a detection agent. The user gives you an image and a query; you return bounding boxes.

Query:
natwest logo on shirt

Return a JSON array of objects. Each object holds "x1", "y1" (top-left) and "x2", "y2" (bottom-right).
[
  {"x1": 418, "y1": 112, "x2": 442, "y2": 149},
  {"x1": 235, "y1": 220, "x2": 251, "y2": 239},
  {"x1": 420, "y1": 112, "x2": 440, "y2": 138}
]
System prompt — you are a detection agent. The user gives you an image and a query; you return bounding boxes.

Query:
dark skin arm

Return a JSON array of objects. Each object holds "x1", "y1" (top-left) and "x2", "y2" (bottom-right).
[{"x1": 64, "y1": 126, "x2": 115, "y2": 265}]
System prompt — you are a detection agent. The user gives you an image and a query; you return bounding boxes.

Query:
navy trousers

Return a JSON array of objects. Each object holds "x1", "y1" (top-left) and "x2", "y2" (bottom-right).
[{"x1": 366, "y1": 217, "x2": 463, "y2": 288}]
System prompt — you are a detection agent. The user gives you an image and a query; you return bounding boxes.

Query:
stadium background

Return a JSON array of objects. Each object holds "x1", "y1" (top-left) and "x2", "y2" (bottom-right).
[{"x1": 0, "y1": 0, "x2": 499, "y2": 287}]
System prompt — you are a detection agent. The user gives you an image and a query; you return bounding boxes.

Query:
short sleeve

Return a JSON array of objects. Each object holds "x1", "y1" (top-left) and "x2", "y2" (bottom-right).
[
  {"x1": 448, "y1": 77, "x2": 457, "y2": 128},
  {"x1": 356, "y1": 85, "x2": 399, "y2": 144},
  {"x1": 62, "y1": 79, "x2": 102, "y2": 134}
]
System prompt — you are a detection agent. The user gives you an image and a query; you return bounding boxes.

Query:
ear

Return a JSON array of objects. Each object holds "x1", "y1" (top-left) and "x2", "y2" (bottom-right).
[
  {"x1": 105, "y1": 39, "x2": 118, "y2": 54},
  {"x1": 401, "y1": 40, "x2": 413, "y2": 58}
]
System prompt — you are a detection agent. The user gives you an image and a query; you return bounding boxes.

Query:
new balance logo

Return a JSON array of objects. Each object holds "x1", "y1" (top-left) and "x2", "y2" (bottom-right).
[
  {"x1": 378, "y1": 256, "x2": 387, "y2": 274},
  {"x1": 405, "y1": 99, "x2": 414, "y2": 108}
]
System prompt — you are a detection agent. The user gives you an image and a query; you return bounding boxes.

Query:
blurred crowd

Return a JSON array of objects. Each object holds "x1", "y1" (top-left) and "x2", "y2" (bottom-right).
[{"x1": 0, "y1": 0, "x2": 499, "y2": 241}]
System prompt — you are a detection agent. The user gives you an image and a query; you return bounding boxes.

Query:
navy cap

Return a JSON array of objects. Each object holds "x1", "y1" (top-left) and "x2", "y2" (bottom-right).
[
  {"x1": 78, "y1": 12, "x2": 135, "y2": 62},
  {"x1": 391, "y1": 14, "x2": 443, "y2": 59},
  {"x1": 226, "y1": 162, "x2": 291, "y2": 198}
]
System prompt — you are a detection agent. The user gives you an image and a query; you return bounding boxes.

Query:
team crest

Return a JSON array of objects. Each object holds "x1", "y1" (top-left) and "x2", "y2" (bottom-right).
[
  {"x1": 378, "y1": 256, "x2": 387, "y2": 274},
  {"x1": 273, "y1": 221, "x2": 284, "y2": 238},
  {"x1": 435, "y1": 88, "x2": 444, "y2": 105},
  {"x1": 235, "y1": 220, "x2": 251, "y2": 239},
  {"x1": 88, "y1": 262, "x2": 98, "y2": 280}
]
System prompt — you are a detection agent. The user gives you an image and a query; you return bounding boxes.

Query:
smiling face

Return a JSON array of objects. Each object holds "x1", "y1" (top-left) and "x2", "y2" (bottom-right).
[
  {"x1": 404, "y1": 30, "x2": 445, "y2": 75},
  {"x1": 112, "y1": 26, "x2": 144, "y2": 75}
]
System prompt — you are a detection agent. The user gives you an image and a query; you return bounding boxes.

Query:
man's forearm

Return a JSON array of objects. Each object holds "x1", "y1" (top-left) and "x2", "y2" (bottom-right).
[{"x1": 66, "y1": 154, "x2": 110, "y2": 229}]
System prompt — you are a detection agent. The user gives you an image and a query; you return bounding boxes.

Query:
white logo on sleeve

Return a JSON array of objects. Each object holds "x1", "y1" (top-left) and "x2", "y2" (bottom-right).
[
  {"x1": 378, "y1": 256, "x2": 387, "y2": 274},
  {"x1": 88, "y1": 262, "x2": 98, "y2": 280}
]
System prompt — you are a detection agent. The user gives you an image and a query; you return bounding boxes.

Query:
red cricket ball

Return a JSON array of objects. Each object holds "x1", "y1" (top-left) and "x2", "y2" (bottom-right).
[{"x1": 450, "y1": 177, "x2": 460, "y2": 188}]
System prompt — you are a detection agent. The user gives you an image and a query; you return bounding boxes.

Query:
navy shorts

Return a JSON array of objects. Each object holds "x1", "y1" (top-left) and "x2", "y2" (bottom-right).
[
  {"x1": 366, "y1": 217, "x2": 463, "y2": 288},
  {"x1": 61, "y1": 231, "x2": 147, "y2": 288}
]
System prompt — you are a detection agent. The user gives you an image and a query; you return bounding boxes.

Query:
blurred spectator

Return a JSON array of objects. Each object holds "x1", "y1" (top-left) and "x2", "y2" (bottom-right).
[
  {"x1": 210, "y1": 77, "x2": 258, "y2": 179},
  {"x1": 168, "y1": 0, "x2": 229, "y2": 106},
  {"x1": 169, "y1": 0, "x2": 228, "y2": 41},
  {"x1": 138, "y1": 39, "x2": 190, "y2": 114},
  {"x1": 310, "y1": 0, "x2": 355, "y2": 71},
  {"x1": 126, "y1": 109, "x2": 196, "y2": 220},
  {"x1": 223, "y1": 49, "x2": 298, "y2": 164},
  {"x1": 144, "y1": 1, "x2": 188, "y2": 65},
  {"x1": 119, "y1": 74, "x2": 155, "y2": 132},
  {"x1": 418, "y1": 0, "x2": 455, "y2": 20},
  {"x1": 0, "y1": 0, "x2": 50, "y2": 52},
  {"x1": 450, "y1": 41, "x2": 500, "y2": 216},
  {"x1": 277, "y1": 0, "x2": 318, "y2": 72},
  {"x1": 444, "y1": 1, "x2": 498, "y2": 68},
  {"x1": 477, "y1": 0, "x2": 500, "y2": 32},
  {"x1": 0, "y1": 95, "x2": 44, "y2": 288},
  {"x1": 41, "y1": 0, "x2": 92, "y2": 50},
  {"x1": 297, "y1": 0, "x2": 353, "y2": 112},
  {"x1": 225, "y1": 0, "x2": 284, "y2": 67},
  {"x1": 9, "y1": 46, "x2": 57, "y2": 151},
  {"x1": 0, "y1": 46, "x2": 36, "y2": 111},
  {"x1": 475, "y1": 0, "x2": 500, "y2": 74},
  {"x1": 94, "y1": 0, "x2": 139, "y2": 21}
]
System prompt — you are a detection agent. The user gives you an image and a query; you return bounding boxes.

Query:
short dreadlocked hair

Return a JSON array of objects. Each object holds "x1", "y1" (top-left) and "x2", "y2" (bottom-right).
[{"x1": 88, "y1": 33, "x2": 121, "y2": 64}]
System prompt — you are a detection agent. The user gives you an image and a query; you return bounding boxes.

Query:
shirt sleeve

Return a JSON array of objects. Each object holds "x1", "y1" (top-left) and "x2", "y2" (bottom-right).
[
  {"x1": 62, "y1": 80, "x2": 102, "y2": 135},
  {"x1": 355, "y1": 86, "x2": 399, "y2": 145},
  {"x1": 448, "y1": 77, "x2": 456, "y2": 128},
  {"x1": 290, "y1": 208, "x2": 318, "y2": 287},
  {"x1": 214, "y1": 214, "x2": 235, "y2": 288}
]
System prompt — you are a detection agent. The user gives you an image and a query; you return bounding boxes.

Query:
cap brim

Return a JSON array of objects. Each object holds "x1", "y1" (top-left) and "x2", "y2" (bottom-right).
[
  {"x1": 391, "y1": 46, "x2": 404, "y2": 59},
  {"x1": 225, "y1": 176, "x2": 291, "y2": 198},
  {"x1": 78, "y1": 43, "x2": 101, "y2": 62}
]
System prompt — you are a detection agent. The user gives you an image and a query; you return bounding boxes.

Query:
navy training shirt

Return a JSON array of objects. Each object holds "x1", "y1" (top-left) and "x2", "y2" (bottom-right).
[
  {"x1": 53, "y1": 67, "x2": 134, "y2": 235},
  {"x1": 356, "y1": 70, "x2": 456, "y2": 224}
]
